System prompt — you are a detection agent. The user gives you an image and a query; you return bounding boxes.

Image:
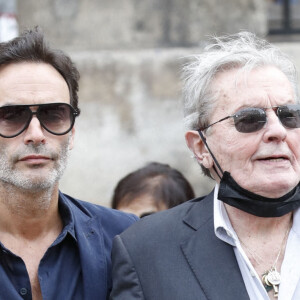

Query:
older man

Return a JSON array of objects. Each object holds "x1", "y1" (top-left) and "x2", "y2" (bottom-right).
[
  {"x1": 0, "y1": 28, "x2": 137, "y2": 300},
  {"x1": 110, "y1": 32, "x2": 300, "y2": 300}
]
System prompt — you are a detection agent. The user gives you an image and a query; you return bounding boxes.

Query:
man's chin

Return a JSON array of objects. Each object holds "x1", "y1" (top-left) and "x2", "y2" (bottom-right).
[
  {"x1": 13, "y1": 180, "x2": 56, "y2": 191},
  {"x1": 2, "y1": 172, "x2": 60, "y2": 191},
  {"x1": 249, "y1": 179, "x2": 298, "y2": 198}
]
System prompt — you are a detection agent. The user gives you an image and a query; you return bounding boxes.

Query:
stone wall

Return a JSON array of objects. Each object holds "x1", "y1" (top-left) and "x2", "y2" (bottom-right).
[
  {"x1": 13, "y1": 0, "x2": 293, "y2": 207},
  {"x1": 17, "y1": 0, "x2": 267, "y2": 50}
]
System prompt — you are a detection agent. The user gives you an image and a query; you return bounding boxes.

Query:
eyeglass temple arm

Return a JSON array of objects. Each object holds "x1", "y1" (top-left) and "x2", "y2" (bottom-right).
[
  {"x1": 197, "y1": 130, "x2": 224, "y2": 180},
  {"x1": 200, "y1": 116, "x2": 231, "y2": 131}
]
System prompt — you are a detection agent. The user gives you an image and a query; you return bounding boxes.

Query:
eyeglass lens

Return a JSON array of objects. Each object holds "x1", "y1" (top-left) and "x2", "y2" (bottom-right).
[
  {"x1": 0, "y1": 103, "x2": 76, "y2": 138},
  {"x1": 233, "y1": 105, "x2": 300, "y2": 133}
]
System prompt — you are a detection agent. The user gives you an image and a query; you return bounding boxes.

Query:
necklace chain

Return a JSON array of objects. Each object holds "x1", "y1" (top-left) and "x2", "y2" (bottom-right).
[
  {"x1": 239, "y1": 239, "x2": 264, "y2": 265},
  {"x1": 239, "y1": 219, "x2": 292, "y2": 298},
  {"x1": 270, "y1": 224, "x2": 290, "y2": 270}
]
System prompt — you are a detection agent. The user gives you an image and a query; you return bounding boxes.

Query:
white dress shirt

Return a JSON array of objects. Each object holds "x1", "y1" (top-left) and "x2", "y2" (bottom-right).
[{"x1": 213, "y1": 184, "x2": 300, "y2": 300}]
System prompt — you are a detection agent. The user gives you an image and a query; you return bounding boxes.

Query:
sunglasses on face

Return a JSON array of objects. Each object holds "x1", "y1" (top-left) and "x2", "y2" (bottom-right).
[
  {"x1": 0, "y1": 103, "x2": 78, "y2": 138},
  {"x1": 199, "y1": 104, "x2": 300, "y2": 133}
]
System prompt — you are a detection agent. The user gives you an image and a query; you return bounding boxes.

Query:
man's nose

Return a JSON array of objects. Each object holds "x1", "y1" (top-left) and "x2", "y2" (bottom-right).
[
  {"x1": 262, "y1": 110, "x2": 287, "y2": 143},
  {"x1": 23, "y1": 115, "x2": 46, "y2": 145}
]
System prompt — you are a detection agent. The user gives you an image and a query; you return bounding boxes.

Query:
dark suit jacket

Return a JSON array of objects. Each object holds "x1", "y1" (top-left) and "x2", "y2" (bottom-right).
[
  {"x1": 60, "y1": 192, "x2": 138, "y2": 300},
  {"x1": 110, "y1": 191, "x2": 250, "y2": 300}
]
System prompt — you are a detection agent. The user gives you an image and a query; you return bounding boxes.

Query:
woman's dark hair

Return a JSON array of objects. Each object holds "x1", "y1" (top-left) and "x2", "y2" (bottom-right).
[
  {"x1": 112, "y1": 162, "x2": 195, "y2": 210},
  {"x1": 0, "y1": 26, "x2": 80, "y2": 114}
]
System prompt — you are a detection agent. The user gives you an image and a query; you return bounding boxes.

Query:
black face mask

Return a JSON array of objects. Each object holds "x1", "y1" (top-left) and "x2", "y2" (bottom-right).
[
  {"x1": 218, "y1": 171, "x2": 300, "y2": 217},
  {"x1": 198, "y1": 130, "x2": 300, "y2": 218}
]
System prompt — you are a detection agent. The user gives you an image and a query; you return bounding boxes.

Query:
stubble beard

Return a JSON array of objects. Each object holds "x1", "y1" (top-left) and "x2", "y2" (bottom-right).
[{"x1": 0, "y1": 137, "x2": 71, "y2": 193}]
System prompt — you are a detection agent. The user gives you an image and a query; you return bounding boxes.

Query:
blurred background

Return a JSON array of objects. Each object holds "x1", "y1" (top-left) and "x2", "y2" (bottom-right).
[{"x1": 3, "y1": 0, "x2": 300, "y2": 206}]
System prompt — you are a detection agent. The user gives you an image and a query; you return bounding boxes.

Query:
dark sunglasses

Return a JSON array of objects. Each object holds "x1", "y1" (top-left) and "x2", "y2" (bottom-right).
[
  {"x1": 0, "y1": 103, "x2": 78, "y2": 138},
  {"x1": 199, "y1": 104, "x2": 300, "y2": 133}
]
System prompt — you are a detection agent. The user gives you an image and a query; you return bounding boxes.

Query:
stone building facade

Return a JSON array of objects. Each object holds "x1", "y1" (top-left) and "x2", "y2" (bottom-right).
[{"x1": 13, "y1": 0, "x2": 299, "y2": 206}]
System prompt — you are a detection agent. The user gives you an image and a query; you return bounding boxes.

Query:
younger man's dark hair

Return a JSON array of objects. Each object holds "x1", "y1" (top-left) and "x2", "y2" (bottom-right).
[{"x1": 0, "y1": 26, "x2": 80, "y2": 114}]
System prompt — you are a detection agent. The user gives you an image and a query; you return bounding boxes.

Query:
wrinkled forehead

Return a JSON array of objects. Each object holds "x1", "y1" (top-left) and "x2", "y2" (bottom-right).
[{"x1": 209, "y1": 66, "x2": 297, "y2": 113}]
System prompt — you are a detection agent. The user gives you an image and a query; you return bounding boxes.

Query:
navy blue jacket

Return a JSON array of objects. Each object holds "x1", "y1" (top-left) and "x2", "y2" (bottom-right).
[{"x1": 59, "y1": 192, "x2": 138, "y2": 299}]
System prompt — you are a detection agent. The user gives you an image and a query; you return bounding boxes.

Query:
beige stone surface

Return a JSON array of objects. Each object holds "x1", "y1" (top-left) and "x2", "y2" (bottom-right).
[
  {"x1": 13, "y1": 0, "x2": 300, "y2": 207},
  {"x1": 17, "y1": 0, "x2": 267, "y2": 51}
]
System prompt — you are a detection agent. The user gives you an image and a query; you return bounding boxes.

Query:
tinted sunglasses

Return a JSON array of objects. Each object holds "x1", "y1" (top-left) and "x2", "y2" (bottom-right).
[
  {"x1": 0, "y1": 103, "x2": 78, "y2": 138},
  {"x1": 200, "y1": 104, "x2": 300, "y2": 133}
]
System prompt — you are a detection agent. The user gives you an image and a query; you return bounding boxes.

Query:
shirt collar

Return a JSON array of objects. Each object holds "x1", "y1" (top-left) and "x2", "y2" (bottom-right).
[
  {"x1": 213, "y1": 184, "x2": 300, "y2": 246},
  {"x1": 291, "y1": 204, "x2": 300, "y2": 237},
  {"x1": 214, "y1": 184, "x2": 239, "y2": 247}
]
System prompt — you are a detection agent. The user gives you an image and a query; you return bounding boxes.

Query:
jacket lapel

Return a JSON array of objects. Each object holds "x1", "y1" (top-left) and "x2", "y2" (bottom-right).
[
  {"x1": 74, "y1": 209, "x2": 107, "y2": 300},
  {"x1": 180, "y1": 192, "x2": 249, "y2": 300}
]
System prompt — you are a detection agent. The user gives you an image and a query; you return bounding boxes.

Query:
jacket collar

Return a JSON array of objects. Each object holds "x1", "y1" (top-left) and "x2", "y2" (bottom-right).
[{"x1": 60, "y1": 192, "x2": 108, "y2": 300}]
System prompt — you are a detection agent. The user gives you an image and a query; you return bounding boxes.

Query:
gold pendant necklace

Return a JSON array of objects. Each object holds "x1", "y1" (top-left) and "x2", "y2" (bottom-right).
[
  {"x1": 262, "y1": 267, "x2": 281, "y2": 297},
  {"x1": 239, "y1": 219, "x2": 291, "y2": 299},
  {"x1": 261, "y1": 223, "x2": 291, "y2": 298}
]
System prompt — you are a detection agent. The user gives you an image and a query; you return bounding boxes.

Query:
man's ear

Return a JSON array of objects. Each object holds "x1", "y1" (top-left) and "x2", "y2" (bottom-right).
[
  {"x1": 185, "y1": 130, "x2": 214, "y2": 169},
  {"x1": 68, "y1": 127, "x2": 75, "y2": 150}
]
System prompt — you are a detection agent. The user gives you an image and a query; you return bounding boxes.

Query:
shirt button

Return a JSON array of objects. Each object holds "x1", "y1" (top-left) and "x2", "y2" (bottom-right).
[{"x1": 19, "y1": 288, "x2": 27, "y2": 295}]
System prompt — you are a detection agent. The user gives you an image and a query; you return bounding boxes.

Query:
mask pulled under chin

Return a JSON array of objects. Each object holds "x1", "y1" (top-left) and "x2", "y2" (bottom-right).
[{"x1": 218, "y1": 171, "x2": 300, "y2": 218}]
